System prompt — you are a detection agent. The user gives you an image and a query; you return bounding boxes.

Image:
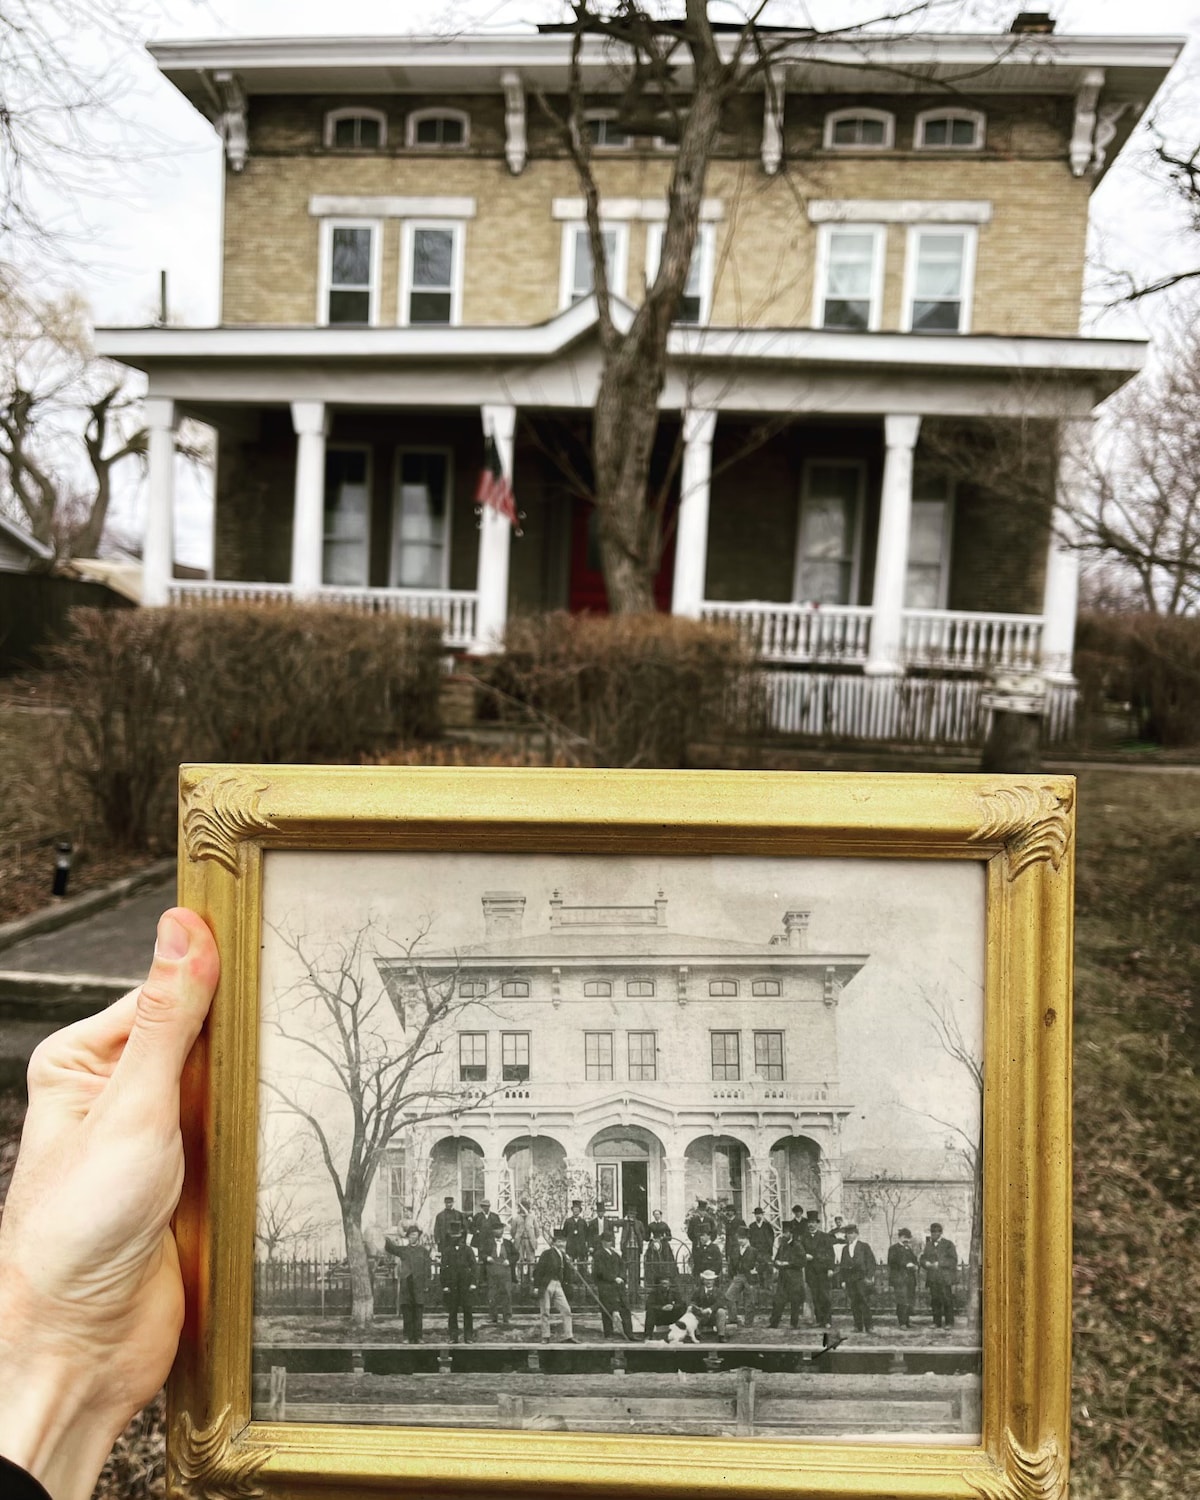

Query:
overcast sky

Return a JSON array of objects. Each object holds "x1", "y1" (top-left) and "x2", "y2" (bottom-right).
[{"x1": 26, "y1": 0, "x2": 1199, "y2": 562}]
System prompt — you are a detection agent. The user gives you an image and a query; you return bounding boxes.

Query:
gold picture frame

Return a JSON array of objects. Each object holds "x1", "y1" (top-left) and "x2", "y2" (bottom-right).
[{"x1": 171, "y1": 765, "x2": 1073, "y2": 1500}]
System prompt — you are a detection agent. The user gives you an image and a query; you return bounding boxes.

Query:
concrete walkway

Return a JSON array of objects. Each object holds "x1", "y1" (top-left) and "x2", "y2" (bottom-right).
[{"x1": 0, "y1": 872, "x2": 173, "y2": 1092}]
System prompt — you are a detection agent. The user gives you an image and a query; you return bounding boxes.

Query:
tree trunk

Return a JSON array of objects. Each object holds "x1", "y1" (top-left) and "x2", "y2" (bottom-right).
[{"x1": 343, "y1": 1203, "x2": 375, "y2": 1329}]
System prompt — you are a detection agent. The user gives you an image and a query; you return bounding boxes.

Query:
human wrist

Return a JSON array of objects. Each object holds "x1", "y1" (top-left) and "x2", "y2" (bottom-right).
[{"x1": 0, "y1": 1283, "x2": 129, "y2": 1500}]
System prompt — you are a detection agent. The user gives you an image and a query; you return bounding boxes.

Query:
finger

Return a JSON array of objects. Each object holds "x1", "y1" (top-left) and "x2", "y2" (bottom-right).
[
  {"x1": 108, "y1": 909, "x2": 220, "y2": 1104},
  {"x1": 21, "y1": 993, "x2": 143, "y2": 1144}
]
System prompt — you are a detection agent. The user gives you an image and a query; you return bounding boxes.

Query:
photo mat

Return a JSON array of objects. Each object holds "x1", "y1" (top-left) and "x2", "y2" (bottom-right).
[{"x1": 253, "y1": 848, "x2": 985, "y2": 1443}]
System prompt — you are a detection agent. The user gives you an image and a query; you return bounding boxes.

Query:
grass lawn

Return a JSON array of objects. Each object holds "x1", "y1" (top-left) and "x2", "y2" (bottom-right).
[{"x1": 0, "y1": 763, "x2": 1195, "y2": 1495}]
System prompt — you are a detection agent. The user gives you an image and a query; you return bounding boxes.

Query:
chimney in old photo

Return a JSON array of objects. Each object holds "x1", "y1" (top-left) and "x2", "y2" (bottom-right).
[{"x1": 481, "y1": 891, "x2": 526, "y2": 937}]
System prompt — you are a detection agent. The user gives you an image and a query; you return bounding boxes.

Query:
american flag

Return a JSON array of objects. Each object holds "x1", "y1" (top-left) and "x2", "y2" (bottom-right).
[{"x1": 476, "y1": 432, "x2": 518, "y2": 526}]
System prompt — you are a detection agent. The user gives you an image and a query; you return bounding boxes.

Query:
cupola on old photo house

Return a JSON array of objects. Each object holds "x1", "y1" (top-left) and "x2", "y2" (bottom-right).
[
  {"x1": 372, "y1": 888, "x2": 867, "y2": 1240},
  {"x1": 95, "y1": 18, "x2": 1183, "y2": 743}
]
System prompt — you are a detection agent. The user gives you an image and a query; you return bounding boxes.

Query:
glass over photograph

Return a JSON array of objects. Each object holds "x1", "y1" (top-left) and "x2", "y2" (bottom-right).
[{"x1": 254, "y1": 851, "x2": 984, "y2": 1442}]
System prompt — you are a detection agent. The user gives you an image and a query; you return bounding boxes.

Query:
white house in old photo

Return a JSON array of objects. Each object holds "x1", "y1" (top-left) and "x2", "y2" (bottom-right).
[{"x1": 371, "y1": 888, "x2": 868, "y2": 1241}]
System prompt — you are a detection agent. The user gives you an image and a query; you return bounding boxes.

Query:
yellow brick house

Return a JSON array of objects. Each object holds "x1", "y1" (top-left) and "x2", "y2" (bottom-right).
[{"x1": 96, "y1": 17, "x2": 1183, "y2": 740}]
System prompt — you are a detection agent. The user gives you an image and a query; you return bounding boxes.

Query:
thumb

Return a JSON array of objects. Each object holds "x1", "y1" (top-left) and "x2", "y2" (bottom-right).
[{"x1": 111, "y1": 908, "x2": 220, "y2": 1100}]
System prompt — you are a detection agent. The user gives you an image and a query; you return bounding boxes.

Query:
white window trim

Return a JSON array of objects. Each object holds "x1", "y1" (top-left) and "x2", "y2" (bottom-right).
[
  {"x1": 645, "y1": 221, "x2": 715, "y2": 325},
  {"x1": 582, "y1": 108, "x2": 631, "y2": 150},
  {"x1": 558, "y1": 220, "x2": 629, "y2": 311},
  {"x1": 906, "y1": 475, "x2": 957, "y2": 611},
  {"x1": 823, "y1": 107, "x2": 896, "y2": 151},
  {"x1": 405, "y1": 106, "x2": 470, "y2": 149},
  {"x1": 811, "y1": 222, "x2": 886, "y2": 333},
  {"x1": 807, "y1": 199, "x2": 992, "y2": 225},
  {"x1": 322, "y1": 442, "x2": 373, "y2": 587},
  {"x1": 398, "y1": 219, "x2": 465, "y2": 327},
  {"x1": 310, "y1": 194, "x2": 476, "y2": 220},
  {"x1": 323, "y1": 106, "x2": 388, "y2": 149},
  {"x1": 900, "y1": 223, "x2": 978, "y2": 335},
  {"x1": 317, "y1": 217, "x2": 382, "y2": 327},
  {"x1": 793, "y1": 457, "x2": 867, "y2": 606},
  {"x1": 390, "y1": 445, "x2": 454, "y2": 590},
  {"x1": 553, "y1": 196, "x2": 725, "y2": 223},
  {"x1": 914, "y1": 107, "x2": 986, "y2": 151}
]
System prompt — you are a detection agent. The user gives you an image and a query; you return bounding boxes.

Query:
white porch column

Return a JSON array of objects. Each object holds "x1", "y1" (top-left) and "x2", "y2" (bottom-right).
[
  {"x1": 1042, "y1": 436, "x2": 1086, "y2": 682},
  {"x1": 142, "y1": 397, "x2": 178, "y2": 607},
  {"x1": 290, "y1": 400, "x2": 329, "y2": 599},
  {"x1": 671, "y1": 408, "x2": 717, "y2": 619},
  {"x1": 474, "y1": 403, "x2": 516, "y2": 652},
  {"x1": 865, "y1": 413, "x2": 922, "y2": 675},
  {"x1": 664, "y1": 1156, "x2": 687, "y2": 1240}
]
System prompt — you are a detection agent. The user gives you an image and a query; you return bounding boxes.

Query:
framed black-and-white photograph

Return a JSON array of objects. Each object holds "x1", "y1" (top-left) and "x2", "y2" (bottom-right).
[{"x1": 172, "y1": 765, "x2": 1073, "y2": 1500}]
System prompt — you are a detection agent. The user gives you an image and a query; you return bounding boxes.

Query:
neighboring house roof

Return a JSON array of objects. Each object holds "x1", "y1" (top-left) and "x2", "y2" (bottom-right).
[
  {"x1": 0, "y1": 514, "x2": 54, "y2": 564},
  {"x1": 62, "y1": 558, "x2": 145, "y2": 603}
]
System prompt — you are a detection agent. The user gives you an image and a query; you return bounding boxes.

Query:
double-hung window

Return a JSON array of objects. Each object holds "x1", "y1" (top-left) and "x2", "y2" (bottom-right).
[
  {"x1": 459, "y1": 1032, "x2": 487, "y2": 1083},
  {"x1": 711, "y1": 1031, "x2": 741, "y2": 1082},
  {"x1": 816, "y1": 224, "x2": 884, "y2": 331},
  {"x1": 502, "y1": 1032, "x2": 530, "y2": 1083},
  {"x1": 585, "y1": 1032, "x2": 614, "y2": 1081},
  {"x1": 628, "y1": 1031, "x2": 657, "y2": 1081},
  {"x1": 321, "y1": 220, "x2": 379, "y2": 325},
  {"x1": 402, "y1": 222, "x2": 462, "y2": 326},
  {"x1": 322, "y1": 446, "x2": 371, "y2": 586},
  {"x1": 794, "y1": 459, "x2": 865, "y2": 605},
  {"x1": 754, "y1": 1031, "x2": 785, "y2": 1081},
  {"x1": 903, "y1": 227, "x2": 976, "y2": 333},
  {"x1": 561, "y1": 221, "x2": 628, "y2": 307},
  {"x1": 645, "y1": 221, "x2": 715, "y2": 325}
]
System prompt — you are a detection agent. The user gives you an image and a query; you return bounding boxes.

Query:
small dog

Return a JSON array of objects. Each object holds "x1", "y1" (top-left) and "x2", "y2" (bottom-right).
[{"x1": 665, "y1": 1310, "x2": 701, "y2": 1344}]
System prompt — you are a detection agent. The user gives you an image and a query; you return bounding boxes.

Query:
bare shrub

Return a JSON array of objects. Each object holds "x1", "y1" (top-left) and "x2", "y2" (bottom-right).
[
  {"x1": 480, "y1": 612, "x2": 763, "y2": 768},
  {"x1": 1075, "y1": 613, "x2": 1200, "y2": 747},
  {"x1": 51, "y1": 606, "x2": 445, "y2": 848}
]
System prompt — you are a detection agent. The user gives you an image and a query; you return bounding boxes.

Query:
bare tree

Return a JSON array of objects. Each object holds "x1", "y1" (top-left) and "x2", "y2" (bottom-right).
[
  {"x1": 844, "y1": 1165, "x2": 923, "y2": 1248},
  {"x1": 263, "y1": 919, "x2": 497, "y2": 1329},
  {"x1": 1067, "y1": 314, "x2": 1200, "y2": 615},
  {"x1": 537, "y1": 0, "x2": 989, "y2": 612}
]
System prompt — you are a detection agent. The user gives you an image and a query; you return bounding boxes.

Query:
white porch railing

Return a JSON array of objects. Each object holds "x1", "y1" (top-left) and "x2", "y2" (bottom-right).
[
  {"x1": 701, "y1": 600, "x2": 1047, "y2": 671},
  {"x1": 900, "y1": 609, "x2": 1044, "y2": 670},
  {"x1": 168, "y1": 580, "x2": 479, "y2": 650},
  {"x1": 700, "y1": 601, "x2": 873, "y2": 664}
]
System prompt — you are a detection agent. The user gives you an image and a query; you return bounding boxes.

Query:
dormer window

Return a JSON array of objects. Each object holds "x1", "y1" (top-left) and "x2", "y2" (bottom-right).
[
  {"x1": 584, "y1": 112, "x2": 630, "y2": 150},
  {"x1": 824, "y1": 109, "x2": 895, "y2": 150},
  {"x1": 324, "y1": 108, "x2": 387, "y2": 150},
  {"x1": 406, "y1": 109, "x2": 469, "y2": 148},
  {"x1": 915, "y1": 109, "x2": 985, "y2": 150}
]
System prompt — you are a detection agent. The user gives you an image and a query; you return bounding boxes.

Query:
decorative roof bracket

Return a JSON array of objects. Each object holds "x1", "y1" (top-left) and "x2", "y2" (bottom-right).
[
  {"x1": 761, "y1": 69, "x2": 783, "y2": 175},
  {"x1": 500, "y1": 69, "x2": 527, "y2": 175},
  {"x1": 1069, "y1": 68, "x2": 1104, "y2": 177},
  {"x1": 213, "y1": 69, "x2": 249, "y2": 172},
  {"x1": 1091, "y1": 99, "x2": 1132, "y2": 176}
]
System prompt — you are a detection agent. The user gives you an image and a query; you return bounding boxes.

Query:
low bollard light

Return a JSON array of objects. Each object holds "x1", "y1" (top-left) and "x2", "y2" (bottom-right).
[{"x1": 51, "y1": 837, "x2": 73, "y2": 898}]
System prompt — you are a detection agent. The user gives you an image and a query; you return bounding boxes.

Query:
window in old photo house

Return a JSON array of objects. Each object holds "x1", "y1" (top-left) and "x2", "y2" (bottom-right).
[
  {"x1": 390, "y1": 450, "x2": 448, "y2": 589},
  {"x1": 583, "y1": 979, "x2": 611, "y2": 997},
  {"x1": 459, "y1": 1142, "x2": 485, "y2": 1214},
  {"x1": 502, "y1": 979, "x2": 530, "y2": 998},
  {"x1": 711, "y1": 1031, "x2": 741, "y2": 1081},
  {"x1": 794, "y1": 460, "x2": 865, "y2": 605},
  {"x1": 585, "y1": 1031, "x2": 614, "y2": 1081},
  {"x1": 459, "y1": 978, "x2": 487, "y2": 998},
  {"x1": 905, "y1": 228, "x2": 974, "y2": 333},
  {"x1": 322, "y1": 446, "x2": 370, "y2": 586},
  {"x1": 325, "y1": 223, "x2": 375, "y2": 324},
  {"x1": 713, "y1": 1137, "x2": 746, "y2": 1216},
  {"x1": 626, "y1": 978, "x2": 655, "y2": 997},
  {"x1": 381, "y1": 1149, "x2": 406, "y2": 1228},
  {"x1": 628, "y1": 1031, "x2": 657, "y2": 1081},
  {"x1": 502, "y1": 1031, "x2": 530, "y2": 1082},
  {"x1": 458, "y1": 1031, "x2": 487, "y2": 1082},
  {"x1": 710, "y1": 978, "x2": 738, "y2": 997},
  {"x1": 752, "y1": 978, "x2": 781, "y2": 997},
  {"x1": 754, "y1": 1030, "x2": 785, "y2": 1080},
  {"x1": 405, "y1": 224, "x2": 458, "y2": 325}
]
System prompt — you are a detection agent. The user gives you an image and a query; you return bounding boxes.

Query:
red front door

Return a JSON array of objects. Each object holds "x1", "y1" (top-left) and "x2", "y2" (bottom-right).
[{"x1": 568, "y1": 499, "x2": 676, "y2": 613}]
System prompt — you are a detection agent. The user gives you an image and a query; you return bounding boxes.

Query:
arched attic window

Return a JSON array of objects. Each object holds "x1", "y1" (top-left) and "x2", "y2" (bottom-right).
[
  {"x1": 406, "y1": 108, "x2": 470, "y2": 148},
  {"x1": 823, "y1": 107, "x2": 895, "y2": 150},
  {"x1": 323, "y1": 107, "x2": 387, "y2": 149},
  {"x1": 915, "y1": 108, "x2": 986, "y2": 150},
  {"x1": 583, "y1": 110, "x2": 631, "y2": 149}
]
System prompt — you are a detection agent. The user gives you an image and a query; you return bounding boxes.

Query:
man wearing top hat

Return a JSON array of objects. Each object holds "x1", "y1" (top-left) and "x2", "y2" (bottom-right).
[
  {"x1": 562, "y1": 1199, "x2": 592, "y2": 1263},
  {"x1": 593, "y1": 1229, "x2": 636, "y2": 1341},
  {"x1": 384, "y1": 1224, "x2": 432, "y2": 1344},
  {"x1": 439, "y1": 1225, "x2": 478, "y2": 1343},
  {"x1": 804, "y1": 1209, "x2": 836, "y2": 1328},
  {"x1": 888, "y1": 1227, "x2": 921, "y2": 1329}
]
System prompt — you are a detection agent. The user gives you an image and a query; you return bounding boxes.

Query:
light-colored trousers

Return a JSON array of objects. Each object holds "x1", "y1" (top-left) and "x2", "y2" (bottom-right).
[{"x1": 539, "y1": 1278, "x2": 573, "y2": 1340}]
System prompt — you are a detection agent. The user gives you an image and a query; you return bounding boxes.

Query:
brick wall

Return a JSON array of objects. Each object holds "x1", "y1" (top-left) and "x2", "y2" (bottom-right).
[{"x1": 223, "y1": 91, "x2": 1089, "y2": 336}]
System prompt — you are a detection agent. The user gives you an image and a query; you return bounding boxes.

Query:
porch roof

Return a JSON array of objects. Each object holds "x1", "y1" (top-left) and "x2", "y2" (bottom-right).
[{"x1": 95, "y1": 302, "x2": 1146, "y2": 412}]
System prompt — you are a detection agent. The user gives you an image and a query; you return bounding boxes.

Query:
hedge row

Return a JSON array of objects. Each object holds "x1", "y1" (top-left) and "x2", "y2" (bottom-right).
[
  {"x1": 1075, "y1": 612, "x2": 1200, "y2": 748},
  {"x1": 52, "y1": 606, "x2": 444, "y2": 848}
]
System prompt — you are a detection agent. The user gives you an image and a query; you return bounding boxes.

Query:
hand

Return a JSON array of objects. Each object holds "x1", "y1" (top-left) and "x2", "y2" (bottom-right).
[{"x1": 0, "y1": 909, "x2": 219, "y2": 1500}]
